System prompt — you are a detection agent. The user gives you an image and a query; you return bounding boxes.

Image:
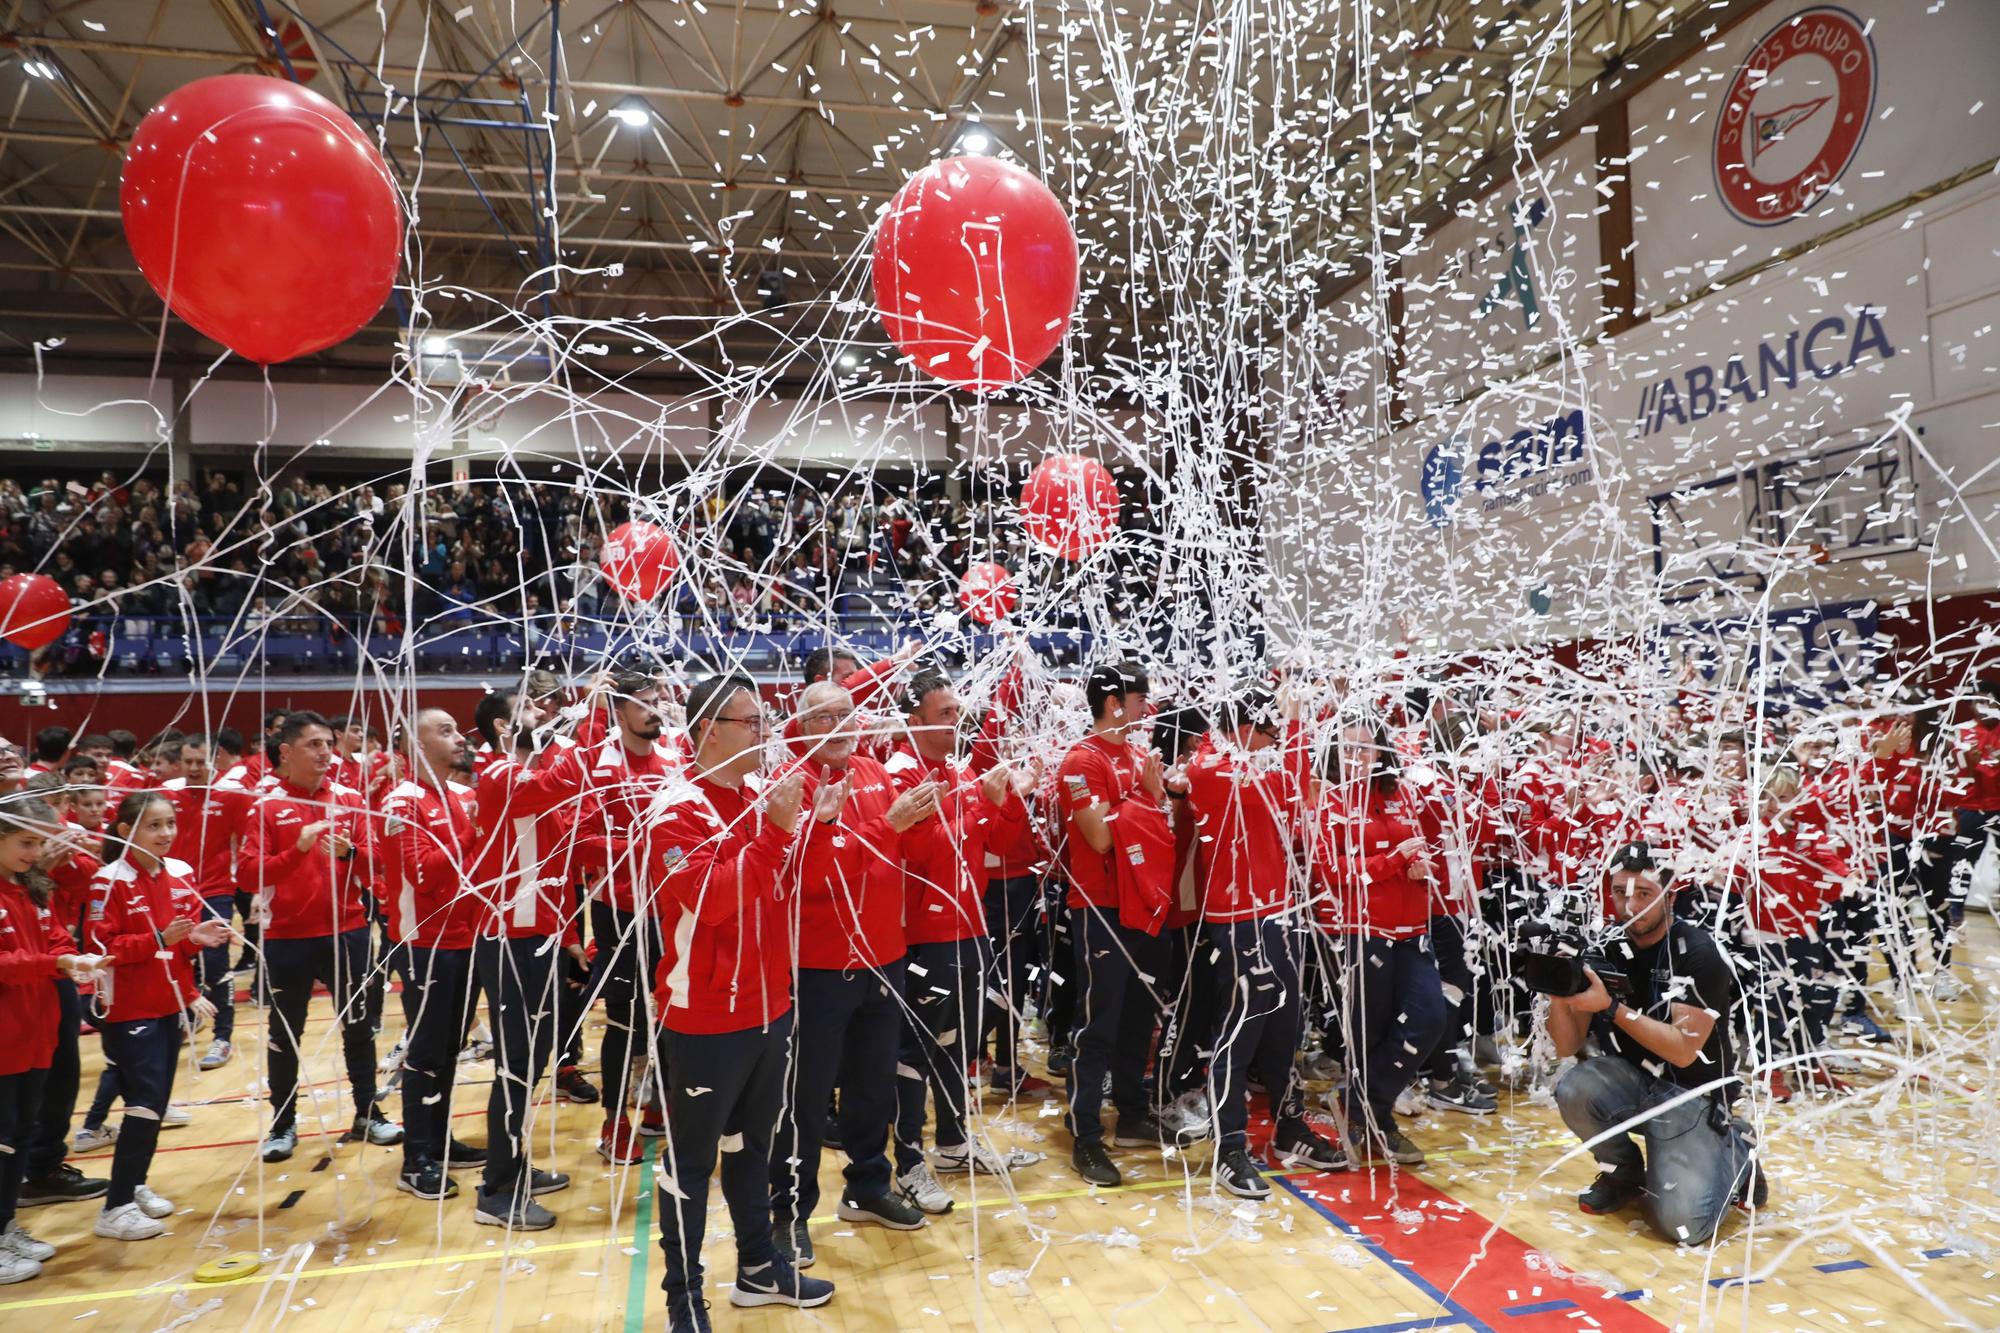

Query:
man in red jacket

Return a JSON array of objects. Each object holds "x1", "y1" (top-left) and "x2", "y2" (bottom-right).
[
  {"x1": 885, "y1": 668, "x2": 1037, "y2": 1212},
  {"x1": 576, "y1": 668, "x2": 684, "y2": 1166},
  {"x1": 768, "y1": 681, "x2": 937, "y2": 1267},
  {"x1": 1187, "y1": 688, "x2": 1344, "y2": 1197},
  {"x1": 1053, "y1": 662, "x2": 1167, "y2": 1188},
  {"x1": 242, "y1": 711, "x2": 402, "y2": 1163},
  {"x1": 381, "y1": 708, "x2": 492, "y2": 1204},
  {"x1": 644, "y1": 675, "x2": 829, "y2": 1329},
  {"x1": 160, "y1": 735, "x2": 249, "y2": 1071},
  {"x1": 467, "y1": 686, "x2": 594, "y2": 1229}
]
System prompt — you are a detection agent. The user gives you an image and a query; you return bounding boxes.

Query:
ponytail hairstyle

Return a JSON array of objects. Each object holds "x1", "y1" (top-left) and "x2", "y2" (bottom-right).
[
  {"x1": 104, "y1": 790, "x2": 173, "y2": 866},
  {"x1": 0, "y1": 793, "x2": 62, "y2": 906}
]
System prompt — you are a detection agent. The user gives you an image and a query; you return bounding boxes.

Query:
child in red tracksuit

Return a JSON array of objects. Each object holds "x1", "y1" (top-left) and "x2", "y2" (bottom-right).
[
  {"x1": 86, "y1": 792, "x2": 228, "y2": 1240},
  {"x1": 0, "y1": 795, "x2": 92, "y2": 1285}
]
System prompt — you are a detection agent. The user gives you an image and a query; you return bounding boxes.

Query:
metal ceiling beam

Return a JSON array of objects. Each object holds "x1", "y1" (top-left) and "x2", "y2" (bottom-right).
[{"x1": 1, "y1": 30, "x2": 1098, "y2": 133}]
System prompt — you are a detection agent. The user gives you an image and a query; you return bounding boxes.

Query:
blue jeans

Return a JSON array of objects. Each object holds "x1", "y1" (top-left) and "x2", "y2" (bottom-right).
[
  {"x1": 771, "y1": 960, "x2": 904, "y2": 1220},
  {"x1": 1555, "y1": 1056, "x2": 1752, "y2": 1246}
]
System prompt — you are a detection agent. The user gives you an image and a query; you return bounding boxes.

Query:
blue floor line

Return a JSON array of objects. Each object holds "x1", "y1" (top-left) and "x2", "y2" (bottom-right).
[{"x1": 1501, "y1": 1298, "x2": 1579, "y2": 1316}]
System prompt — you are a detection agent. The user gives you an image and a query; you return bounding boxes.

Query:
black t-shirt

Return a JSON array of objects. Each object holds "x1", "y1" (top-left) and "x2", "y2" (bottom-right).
[{"x1": 1591, "y1": 919, "x2": 1740, "y2": 1097}]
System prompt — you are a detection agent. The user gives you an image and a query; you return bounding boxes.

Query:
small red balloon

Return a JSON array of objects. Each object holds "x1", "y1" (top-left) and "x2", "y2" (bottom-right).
[
  {"x1": 872, "y1": 155, "x2": 1078, "y2": 392},
  {"x1": 120, "y1": 74, "x2": 403, "y2": 365},
  {"x1": 1021, "y1": 455, "x2": 1120, "y2": 561},
  {"x1": 0, "y1": 574, "x2": 71, "y2": 650},
  {"x1": 601, "y1": 521, "x2": 680, "y2": 601},
  {"x1": 959, "y1": 562, "x2": 1020, "y2": 626}
]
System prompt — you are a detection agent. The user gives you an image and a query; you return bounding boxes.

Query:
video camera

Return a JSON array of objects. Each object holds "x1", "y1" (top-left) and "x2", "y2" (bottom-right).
[{"x1": 1511, "y1": 922, "x2": 1633, "y2": 999}]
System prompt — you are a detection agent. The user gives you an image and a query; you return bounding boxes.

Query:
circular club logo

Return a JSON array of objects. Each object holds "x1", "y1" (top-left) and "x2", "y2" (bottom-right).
[{"x1": 1713, "y1": 6, "x2": 1875, "y2": 227}]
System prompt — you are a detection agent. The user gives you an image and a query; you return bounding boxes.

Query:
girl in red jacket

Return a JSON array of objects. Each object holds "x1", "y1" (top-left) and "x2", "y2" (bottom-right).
[
  {"x1": 1310, "y1": 720, "x2": 1448, "y2": 1168},
  {"x1": 0, "y1": 795, "x2": 92, "y2": 1285},
  {"x1": 85, "y1": 792, "x2": 229, "y2": 1241}
]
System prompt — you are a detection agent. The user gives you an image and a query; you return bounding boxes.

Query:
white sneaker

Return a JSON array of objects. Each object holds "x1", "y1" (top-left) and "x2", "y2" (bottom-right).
[
  {"x1": 199, "y1": 1038, "x2": 234, "y2": 1070},
  {"x1": 897, "y1": 1162, "x2": 954, "y2": 1214},
  {"x1": 1161, "y1": 1089, "x2": 1213, "y2": 1139},
  {"x1": 1, "y1": 1222, "x2": 54, "y2": 1262},
  {"x1": 1894, "y1": 991, "x2": 1923, "y2": 1022},
  {"x1": 162, "y1": 1104, "x2": 192, "y2": 1129},
  {"x1": 94, "y1": 1203, "x2": 166, "y2": 1241},
  {"x1": 459, "y1": 1023, "x2": 494, "y2": 1064},
  {"x1": 931, "y1": 1140, "x2": 1042, "y2": 1175},
  {"x1": 134, "y1": 1184, "x2": 174, "y2": 1219},
  {"x1": 1393, "y1": 1083, "x2": 1429, "y2": 1117},
  {"x1": 73, "y1": 1124, "x2": 116, "y2": 1153},
  {"x1": 1930, "y1": 973, "x2": 1970, "y2": 1002},
  {"x1": 0, "y1": 1251, "x2": 41, "y2": 1285},
  {"x1": 377, "y1": 1035, "x2": 408, "y2": 1075}
]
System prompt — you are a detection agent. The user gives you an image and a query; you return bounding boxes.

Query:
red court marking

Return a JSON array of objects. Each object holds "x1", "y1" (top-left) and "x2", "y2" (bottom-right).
[
  {"x1": 1284, "y1": 1163, "x2": 1665, "y2": 1333},
  {"x1": 1243, "y1": 1113, "x2": 1665, "y2": 1333}
]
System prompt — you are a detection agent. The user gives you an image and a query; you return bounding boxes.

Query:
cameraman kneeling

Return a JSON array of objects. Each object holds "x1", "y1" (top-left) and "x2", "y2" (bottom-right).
[{"x1": 1546, "y1": 843, "x2": 1762, "y2": 1245}]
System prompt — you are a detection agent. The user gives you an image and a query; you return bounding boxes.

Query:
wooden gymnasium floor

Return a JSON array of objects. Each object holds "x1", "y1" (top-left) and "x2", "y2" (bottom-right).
[{"x1": 5, "y1": 915, "x2": 1996, "y2": 1333}]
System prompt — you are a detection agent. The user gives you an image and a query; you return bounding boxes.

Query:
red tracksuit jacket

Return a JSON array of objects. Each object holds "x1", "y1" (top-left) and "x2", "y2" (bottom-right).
[
  {"x1": 88, "y1": 856, "x2": 205, "y2": 1023},
  {"x1": 647, "y1": 772, "x2": 798, "y2": 1035},
  {"x1": 0, "y1": 877, "x2": 73, "y2": 1075},
  {"x1": 381, "y1": 778, "x2": 477, "y2": 951},
  {"x1": 789, "y1": 752, "x2": 906, "y2": 971},
  {"x1": 241, "y1": 777, "x2": 374, "y2": 940},
  {"x1": 471, "y1": 739, "x2": 588, "y2": 942}
]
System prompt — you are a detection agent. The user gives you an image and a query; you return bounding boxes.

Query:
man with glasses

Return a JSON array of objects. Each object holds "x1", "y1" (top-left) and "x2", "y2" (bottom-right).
[
  {"x1": 577, "y1": 667, "x2": 684, "y2": 1166},
  {"x1": 768, "y1": 681, "x2": 939, "y2": 1266},
  {"x1": 646, "y1": 674, "x2": 826, "y2": 1329}
]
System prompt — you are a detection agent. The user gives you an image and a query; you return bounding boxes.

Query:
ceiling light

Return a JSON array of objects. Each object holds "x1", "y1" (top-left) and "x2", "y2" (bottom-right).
[
  {"x1": 423, "y1": 335, "x2": 452, "y2": 355},
  {"x1": 839, "y1": 354, "x2": 858, "y2": 368},
  {"x1": 962, "y1": 130, "x2": 991, "y2": 153},
  {"x1": 613, "y1": 105, "x2": 649, "y2": 128}
]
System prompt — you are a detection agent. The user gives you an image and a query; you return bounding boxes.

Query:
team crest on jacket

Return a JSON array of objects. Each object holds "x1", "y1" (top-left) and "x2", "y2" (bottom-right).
[{"x1": 1712, "y1": 6, "x2": 1875, "y2": 227}]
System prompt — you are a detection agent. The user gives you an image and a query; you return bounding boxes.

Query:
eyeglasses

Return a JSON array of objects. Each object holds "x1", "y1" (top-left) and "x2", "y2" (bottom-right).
[
  {"x1": 714, "y1": 713, "x2": 770, "y2": 731},
  {"x1": 797, "y1": 708, "x2": 856, "y2": 728}
]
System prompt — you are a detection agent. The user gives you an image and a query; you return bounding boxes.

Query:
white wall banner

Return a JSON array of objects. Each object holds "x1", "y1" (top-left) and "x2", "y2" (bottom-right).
[
  {"x1": 1401, "y1": 133, "x2": 1604, "y2": 419},
  {"x1": 1630, "y1": 0, "x2": 2000, "y2": 311}
]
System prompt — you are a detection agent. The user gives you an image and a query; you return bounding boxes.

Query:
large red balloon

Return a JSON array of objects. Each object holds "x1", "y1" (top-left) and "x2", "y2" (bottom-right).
[
  {"x1": 601, "y1": 521, "x2": 681, "y2": 601},
  {"x1": 0, "y1": 575, "x2": 71, "y2": 650},
  {"x1": 872, "y1": 155, "x2": 1078, "y2": 392},
  {"x1": 1021, "y1": 455, "x2": 1120, "y2": 561},
  {"x1": 959, "y1": 562, "x2": 1020, "y2": 626},
  {"x1": 120, "y1": 74, "x2": 403, "y2": 365}
]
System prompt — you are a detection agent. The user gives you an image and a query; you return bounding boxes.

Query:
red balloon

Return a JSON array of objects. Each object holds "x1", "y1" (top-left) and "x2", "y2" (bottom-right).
[
  {"x1": 872, "y1": 155, "x2": 1078, "y2": 392},
  {"x1": 1021, "y1": 454, "x2": 1120, "y2": 561},
  {"x1": 601, "y1": 521, "x2": 681, "y2": 601},
  {"x1": 959, "y1": 562, "x2": 1020, "y2": 626},
  {"x1": 120, "y1": 74, "x2": 403, "y2": 365},
  {"x1": 0, "y1": 574, "x2": 71, "y2": 650}
]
